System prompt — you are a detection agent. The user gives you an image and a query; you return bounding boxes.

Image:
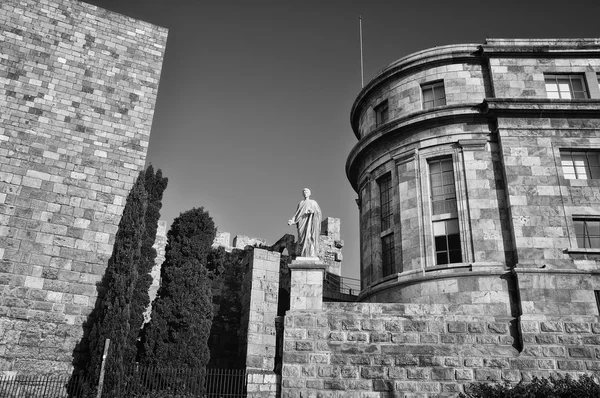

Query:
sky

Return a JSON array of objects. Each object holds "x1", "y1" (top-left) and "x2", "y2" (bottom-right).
[{"x1": 84, "y1": 0, "x2": 599, "y2": 280}]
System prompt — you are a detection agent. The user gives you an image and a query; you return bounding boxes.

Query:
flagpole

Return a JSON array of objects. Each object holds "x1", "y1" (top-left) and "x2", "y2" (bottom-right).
[{"x1": 359, "y1": 16, "x2": 364, "y2": 88}]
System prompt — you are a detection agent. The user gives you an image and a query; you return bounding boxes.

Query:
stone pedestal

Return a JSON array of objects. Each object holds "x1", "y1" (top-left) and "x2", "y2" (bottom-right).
[{"x1": 288, "y1": 258, "x2": 326, "y2": 311}]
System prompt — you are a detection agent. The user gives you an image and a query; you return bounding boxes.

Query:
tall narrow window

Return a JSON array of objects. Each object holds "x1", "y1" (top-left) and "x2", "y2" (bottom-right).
[
  {"x1": 422, "y1": 81, "x2": 446, "y2": 109},
  {"x1": 379, "y1": 173, "x2": 393, "y2": 231},
  {"x1": 375, "y1": 100, "x2": 389, "y2": 126},
  {"x1": 560, "y1": 150, "x2": 600, "y2": 180},
  {"x1": 378, "y1": 173, "x2": 395, "y2": 276},
  {"x1": 381, "y1": 233, "x2": 395, "y2": 277},
  {"x1": 429, "y1": 157, "x2": 462, "y2": 265},
  {"x1": 545, "y1": 74, "x2": 588, "y2": 99}
]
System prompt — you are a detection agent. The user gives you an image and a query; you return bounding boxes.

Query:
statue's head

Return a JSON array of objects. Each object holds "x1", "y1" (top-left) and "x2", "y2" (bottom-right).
[{"x1": 302, "y1": 188, "x2": 311, "y2": 199}]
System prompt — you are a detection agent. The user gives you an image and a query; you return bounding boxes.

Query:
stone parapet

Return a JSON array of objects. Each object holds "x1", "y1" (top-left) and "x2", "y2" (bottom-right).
[{"x1": 281, "y1": 303, "x2": 600, "y2": 397}]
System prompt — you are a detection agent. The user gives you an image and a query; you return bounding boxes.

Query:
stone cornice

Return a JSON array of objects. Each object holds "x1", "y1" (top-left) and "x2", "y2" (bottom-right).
[
  {"x1": 484, "y1": 98, "x2": 600, "y2": 115},
  {"x1": 350, "y1": 44, "x2": 481, "y2": 136},
  {"x1": 346, "y1": 104, "x2": 485, "y2": 192}
]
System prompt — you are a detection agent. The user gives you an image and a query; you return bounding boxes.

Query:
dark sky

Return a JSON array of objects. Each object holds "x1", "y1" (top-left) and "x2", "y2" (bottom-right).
[{"x1": 83, "y1": 0, "x2": 600, "y2": 279}]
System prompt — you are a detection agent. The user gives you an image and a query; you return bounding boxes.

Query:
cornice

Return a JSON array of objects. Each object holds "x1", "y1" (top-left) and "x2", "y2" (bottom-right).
[
  {"x1": 346, "y1": 104, "x2": 485, "y2": 192},
  {"x1": 350, "y1": 44, "x2": 481, "y2": 136}
]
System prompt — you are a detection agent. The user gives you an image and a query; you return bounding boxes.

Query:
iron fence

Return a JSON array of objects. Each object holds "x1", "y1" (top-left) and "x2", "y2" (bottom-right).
[
  {"x1": 324, "y1": 272, "x2": 360, "y2": 296},
  {"x1": 0, "y1": 367, "x2": 247, "y2": 398},
  {"x1": 0, "y1": 373, "x2": 91, "y2": 398}
]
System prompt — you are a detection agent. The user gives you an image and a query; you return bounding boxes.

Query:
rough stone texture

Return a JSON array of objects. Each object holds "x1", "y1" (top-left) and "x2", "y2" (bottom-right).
[
  {"x1": 0, "y1": 0, "x2": 167, "y2": 373},
  {"x1": 282, "y1": 303, "x2": 600, "y2": 397}
]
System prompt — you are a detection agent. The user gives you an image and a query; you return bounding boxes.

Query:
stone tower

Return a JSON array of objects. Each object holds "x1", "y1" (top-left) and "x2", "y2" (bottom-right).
[{"x1": 0, "y1": 0, "x2": 167, "y2": 373}]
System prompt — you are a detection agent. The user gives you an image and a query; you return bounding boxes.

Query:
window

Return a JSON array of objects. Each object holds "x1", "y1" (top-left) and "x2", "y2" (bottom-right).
[
  {"x1": 433, "y1": 219, "x2": 462, "y2": 265},
  {"x1": 595, "y1": 291, "x2": 600, "y2": 315},
  {"x1": 379, "y1": 173, "x2": 395, "y2": 276},
  {"x1": 375, "y1": 100, "x2": 389, "y2": 126},
  {"x1": 560, "y1": 150, "x2": 600, "y2": 180},
  {"x1": 379, "y1": 173, "x2": 393, "y2": 231},
  {"x1": 422, "y1": 81, "x2": 446, "y2": 109},
  {"x1": 381, "y1": 233, "x2": 395, "y2": 277},
  {"x1": 545, "y1": 75, "x2": 588, "y2": 99},
  {"x1": 574, "y1": 219, "x2": 600, "y2": 249},
  {"x1": 429, "y1": 157, "x2": 462, "y2": 265}
]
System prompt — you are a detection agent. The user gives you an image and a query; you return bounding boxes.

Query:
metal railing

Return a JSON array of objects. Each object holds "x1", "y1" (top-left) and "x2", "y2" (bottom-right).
[
  {"x1": 0, "y1": 367, "x2": 247, "y2": 398},
  {"x1": 0, "y1": 373, "x2": 91, "y2": 398},
  {"x1": 323, "y1": 272, "x2": 360, "y2": 296}
]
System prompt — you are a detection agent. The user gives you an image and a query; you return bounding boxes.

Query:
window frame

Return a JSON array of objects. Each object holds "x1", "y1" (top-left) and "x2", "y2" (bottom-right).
[
  {"x1": 377, "y1": 172, "x2": 396, "y2": 277},
  {"x1": 378, "y1": 173, "x2": 393, "y2": 232},
  {"x1": 381, "y1": 233, "x2": 395, "y2": 277},
  {"x1": 560, "y1": 149, "x2": 600, "y2": 180},
  {"x1": 544, "y1": 74, "x2": 589, "y2": 99},
  {"x1": 428, "y1": 156, "x2": 462, "y2": 266},
  {"x1": 374, "y1": 100, "x2": 389, "y2": 126},
  {"x1": 574, "y1": 218, "x2": 600, "y2": 249},
  {"x1": 421, "y1": 80, "x2": 446, "y2": 110}
]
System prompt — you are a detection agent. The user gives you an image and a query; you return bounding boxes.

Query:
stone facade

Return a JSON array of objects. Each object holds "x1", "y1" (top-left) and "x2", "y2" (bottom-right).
[
  {"x1": 0, "y1": 0, "x2": 167, "y2": 373},
  {"x1": 347, "y1": 39, "x2": 600, "y2": 324}
]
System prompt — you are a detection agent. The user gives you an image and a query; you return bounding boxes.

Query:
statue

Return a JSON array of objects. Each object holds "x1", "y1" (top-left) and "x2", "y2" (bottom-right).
[{"x1": 287, "y1": 188, "x2": 322, "y2": 258}]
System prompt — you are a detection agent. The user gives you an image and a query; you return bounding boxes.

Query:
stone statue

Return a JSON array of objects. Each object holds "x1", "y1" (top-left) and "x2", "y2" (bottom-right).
[{"x1": 288, "y1": 188, "x2": 322, "y2": 258}]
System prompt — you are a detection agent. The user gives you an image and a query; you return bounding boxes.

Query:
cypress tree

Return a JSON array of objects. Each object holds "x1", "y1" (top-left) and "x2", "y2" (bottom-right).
[
  {"x1": 82, "y1": 173, "x2": 147, "y2": 394},
  {"x1": 139, "y1": 207, "x2": 216, "y2": 382},
  {"x1": 126, "y1": 165, "x2": 168, "y2": 362}
]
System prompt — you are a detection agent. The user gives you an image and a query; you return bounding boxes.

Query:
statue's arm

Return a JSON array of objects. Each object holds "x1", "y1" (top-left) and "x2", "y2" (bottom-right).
[{"x1": 288, "y1": 202, "x2": 303, "y2": 225}]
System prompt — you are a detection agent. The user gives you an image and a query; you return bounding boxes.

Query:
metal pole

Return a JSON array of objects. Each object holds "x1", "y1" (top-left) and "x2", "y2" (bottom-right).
[
  {"x1": 359, "y1": 15, "x2": 364, "y2": 88},
  {"x1": 96, "y1": 338, "x2": 110, "y2": 398}
]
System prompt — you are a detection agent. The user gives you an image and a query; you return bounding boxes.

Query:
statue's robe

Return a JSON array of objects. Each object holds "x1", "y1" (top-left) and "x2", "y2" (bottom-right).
[{"x1": 290, "y1": 198, "x2": 322, "y2": 257}]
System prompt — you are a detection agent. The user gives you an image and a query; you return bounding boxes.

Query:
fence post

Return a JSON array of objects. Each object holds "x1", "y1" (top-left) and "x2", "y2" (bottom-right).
[{"x1": 96, "y1": 338, "x2": 110, "y2": 398}]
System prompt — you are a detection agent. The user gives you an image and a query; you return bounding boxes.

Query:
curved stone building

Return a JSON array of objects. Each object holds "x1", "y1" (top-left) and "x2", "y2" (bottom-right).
[{"x1": 347, "y1": 38, "x2": 600, "y2": 322}]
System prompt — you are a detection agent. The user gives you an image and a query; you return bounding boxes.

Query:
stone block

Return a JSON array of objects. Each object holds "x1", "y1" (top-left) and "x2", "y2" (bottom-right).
[
  {"x1": 373, "y1": 379, "x2": 394, "y2": 391},
  {"x1": 557, "y1": 360, "x2": 585, "y2": 371},
  {"x1": 564, "y1": 322, "x2": 591, "y2": 334},
  {"x1": 568, "y1": 347, "x2": 594, "y2": 358},
  {"x1": 431, "y1": 368, "x2": 454, "y2": 381},
  {"x1": 474, "y1": 369, "x2": 501, "y2": 381},
  {"x1": 361, "y1": 366, "x2": 386, "y2": 379}
]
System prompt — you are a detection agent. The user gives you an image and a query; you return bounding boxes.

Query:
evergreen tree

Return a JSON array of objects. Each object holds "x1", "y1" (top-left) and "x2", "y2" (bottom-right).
[
  {"x1": 82, "y1": 173, "x2": 148, "y2": 394},
  {"x1": 140, "y1": 207, "x2": 216, "y2": 379},
  {"x1": 127, "y1": 165, "x2": 168, "y2": 362}
]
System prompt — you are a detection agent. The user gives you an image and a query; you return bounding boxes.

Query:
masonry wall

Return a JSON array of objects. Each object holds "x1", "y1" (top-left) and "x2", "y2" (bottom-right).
[
  {"x1": 282, "y1": 303, "x2": 600, "y2": 397},
  {"x1": 0, "y1": 0, "x2": 167, "y2": 373},
  {"x1": 496, "y1": 114, "x2": 600, "y2": 318}
]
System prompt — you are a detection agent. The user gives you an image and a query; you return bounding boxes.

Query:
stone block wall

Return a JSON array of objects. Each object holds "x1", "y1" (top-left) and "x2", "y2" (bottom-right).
[
  {"x1": 355, "y1": 46, "x2": 488, "y2": 138},
  {"x1": 239, "y1": 248, "x2": 281, "y2": 398},
  {"x1": 0, "y1": 0, "x2": 167, "y2": 373},
  {"x1": 282, "y1": 303, "x2": 600, "y2": 397}
]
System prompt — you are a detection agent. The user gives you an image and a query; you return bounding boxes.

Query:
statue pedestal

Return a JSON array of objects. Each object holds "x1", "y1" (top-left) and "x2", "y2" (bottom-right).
[{"x1": 288, "y1": 258, "x2": 326, "y2": 311}]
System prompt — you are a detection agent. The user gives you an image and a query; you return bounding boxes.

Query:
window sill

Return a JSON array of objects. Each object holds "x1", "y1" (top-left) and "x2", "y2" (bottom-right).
[{"x1": 566, "y1": 248, "x2": 600, "y2": 254}]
